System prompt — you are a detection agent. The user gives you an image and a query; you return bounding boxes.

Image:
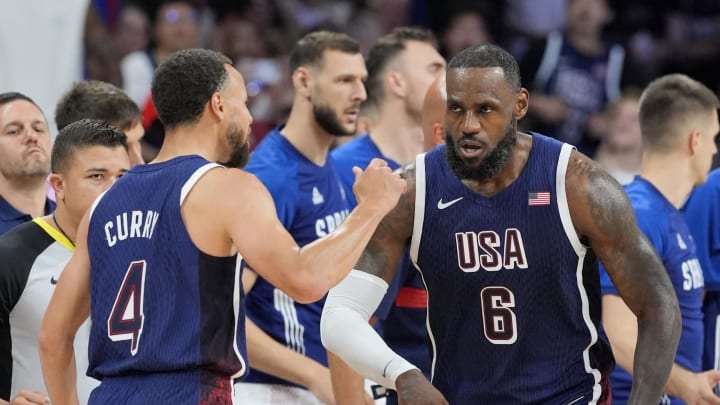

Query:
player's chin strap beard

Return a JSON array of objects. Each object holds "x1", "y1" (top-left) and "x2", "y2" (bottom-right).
[{"x1": 52, "y1": 213, "x2": 76, "y2": 248}]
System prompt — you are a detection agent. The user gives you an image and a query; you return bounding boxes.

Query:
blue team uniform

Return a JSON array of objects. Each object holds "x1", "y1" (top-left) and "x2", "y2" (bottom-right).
[
  {"x1": 411, "y1": 134, "x2": 613, "y2": 404},
  {"x1": 684, "y1": 169, "x2": 720, "y2": 371},
  {"x1": 241, "y1": 129, "x2": 350, "y2": 387},
  {"x1": 86, "y1": 156, "x2": 246, "y2": 404},
  {"x1": 601, "y1": 177, "x2": 704, "y2": 405}
]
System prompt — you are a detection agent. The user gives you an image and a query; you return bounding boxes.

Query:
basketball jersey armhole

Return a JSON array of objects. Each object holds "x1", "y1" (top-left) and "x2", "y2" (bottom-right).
[
  {"x1": 409, "y1": 153, "x2": 427, "y2": 263},
  {"x1": 556, "y1": 143, "x2": 587, "y2": 255},
  {"x1": 179, "y1": 163, "x2": 223, "y2": 205}
]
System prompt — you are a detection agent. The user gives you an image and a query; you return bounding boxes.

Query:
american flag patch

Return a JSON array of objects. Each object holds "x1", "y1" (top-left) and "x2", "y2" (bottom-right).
[{"x1": 528, "y1": 192, "x2": 551, "y2": 206}]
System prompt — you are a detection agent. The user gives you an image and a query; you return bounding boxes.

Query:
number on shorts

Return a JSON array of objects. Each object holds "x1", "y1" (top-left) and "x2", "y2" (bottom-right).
[
  {"x1": 107, "y1": 260, "x2": 146, "y2": 355},
  {"x1": 480, "y1": 286, "x2": 517, "y2": 344}
]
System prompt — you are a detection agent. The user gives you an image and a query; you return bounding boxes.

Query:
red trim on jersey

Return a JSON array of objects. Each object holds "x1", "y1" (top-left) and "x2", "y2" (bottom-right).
[
  {"x1": 141, "y1": 93, "x2": 157, "y2": 129},
  {"x1": 394, "y1": 287, "x2": 427, "y2": 308}
]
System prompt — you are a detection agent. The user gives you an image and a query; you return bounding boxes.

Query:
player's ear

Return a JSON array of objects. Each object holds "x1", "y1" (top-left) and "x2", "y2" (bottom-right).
[
  {"x1": 514, "y1": 88, "x2": 529, "y2": 120},
  {"x1": 293, "y1": 67, "x2": 313, "y2": 99},
  {"x1": 386, "y1": 71, "x2": 407, "y2": 98},
  {"x1": 688, "y1": 128, "x2": 702, "y2": 155},
  {"x1": 49, "y1": 173, "x2": 65, "y2": 200},
  {"x1": 209, "y1": 92, "x2": 224, "y2": 121}
]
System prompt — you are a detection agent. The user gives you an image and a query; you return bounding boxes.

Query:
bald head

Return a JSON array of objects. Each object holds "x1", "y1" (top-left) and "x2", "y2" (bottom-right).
[{"x1": 422, "y1": 75, "x2": 447, "y2": 152}]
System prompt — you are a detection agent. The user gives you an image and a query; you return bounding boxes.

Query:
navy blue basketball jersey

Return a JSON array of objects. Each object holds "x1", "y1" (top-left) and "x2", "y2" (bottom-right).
[
  {"x1": 242, "y1": 129, "x2": 350, "y2": 386},
  {"x1": 601, "y1": 177, "x2": 704, "y2": 405},
  {"x1": 410, "y1": 133, "x2": 613, "y2": 403},
  {"x1": 86, "y1": 155, "x2": 246, "y2": 402}
]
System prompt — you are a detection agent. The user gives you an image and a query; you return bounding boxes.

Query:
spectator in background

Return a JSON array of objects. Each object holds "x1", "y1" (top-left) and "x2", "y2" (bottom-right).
[
  {"x1": 121, "y1": 0, "x2": 200, "y2": 160},
  {"x1": 519, "y1": 0, "x2": 625, "y2": 157},
  {"x1": 0, "y1": 93, "x2": 54, "y2": 236},
  {"x1": 113, "y1": 3, "x2": 151, "y2": 60},
  {"x1": 55, "y1": 80, "x2": 145, "y2": 165},
  {"x1": 594, "y1": 89, "x2": 642, "y2": 184},
  {"x1": 440, "y1": 8, "x2": 493, "y2": 59}
]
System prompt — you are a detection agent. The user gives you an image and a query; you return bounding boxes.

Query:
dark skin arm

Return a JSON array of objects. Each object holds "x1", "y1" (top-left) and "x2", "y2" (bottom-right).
[
  {"x1": 330, "y1": 163, "x2": 447, "y2": 405},
  {"x1": 355, "y1": 164, "x2": 416, "y2": 283},
  {"x1": 566, "y1": 151, "x2": 681, "y2": 404}
]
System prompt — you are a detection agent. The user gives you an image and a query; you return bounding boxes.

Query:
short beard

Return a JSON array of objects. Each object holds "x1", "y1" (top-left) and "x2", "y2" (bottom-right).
[
  {"x1": 445, "y1": 123, "x2": 517, "y2": 181},
  {"x1": 313, "y1": 103, "x2": 354, "y2": 137},
  {"x1": 220, "y1": 124, "x2": 250, "y2": 168}
]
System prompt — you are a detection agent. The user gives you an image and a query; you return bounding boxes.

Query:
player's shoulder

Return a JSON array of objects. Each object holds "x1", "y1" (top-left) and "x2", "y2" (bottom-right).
[{"x1": 331, "y1": 134, "x2": 373, "y2": 164}]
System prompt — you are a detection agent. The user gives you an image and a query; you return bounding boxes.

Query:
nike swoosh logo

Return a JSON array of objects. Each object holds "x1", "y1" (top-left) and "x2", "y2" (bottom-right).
[
  {"x1": 437, "y1": 197, "x2": 463, "y2": 209},
  {"x1": 50, "y1": 276, "x2": 58, "y2": 285}
]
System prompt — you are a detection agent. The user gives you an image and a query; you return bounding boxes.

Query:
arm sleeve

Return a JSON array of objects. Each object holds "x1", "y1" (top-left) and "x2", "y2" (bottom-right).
[{"x1": 321, "y1": 270, "x2": 418, "y2": 389}]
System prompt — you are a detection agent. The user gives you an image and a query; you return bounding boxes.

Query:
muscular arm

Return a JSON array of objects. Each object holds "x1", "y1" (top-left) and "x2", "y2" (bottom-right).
[
  {"x1": 184, "y1": 159, "x2": 404, "y2": 303},
  {"x1": 604, "y1": 295, "x2": 720, "y2": 403},
  {"x1": 566, "y1": 151, "x2": 681, "y2": 403},
  {"x1": 38, "y1": 213, "x2": 92, "y2": 405}
]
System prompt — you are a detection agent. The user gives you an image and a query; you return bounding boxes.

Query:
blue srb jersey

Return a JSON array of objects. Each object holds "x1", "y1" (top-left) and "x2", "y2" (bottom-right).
[
  {"x1": 410, "y1": 134, "x2": 613, "y2": 404},
  {"x1": 332, "y1": 134, "x2": 432, "y2": 377},
  {"x1": 86, "y1": 156, "x2": 246, "y2": 399},
  {"x1": 601, "y1": 177, "x2": 704, "y2": 405},
  {"x1": 684, "y1": 169, "x2": 720, "y2": 291},
  {"x1": 331, "y1": 133, "x2": 400, "y2": 207},
  {"x1": 243, "y1": 129, "x2": 350, "y2": 386}
]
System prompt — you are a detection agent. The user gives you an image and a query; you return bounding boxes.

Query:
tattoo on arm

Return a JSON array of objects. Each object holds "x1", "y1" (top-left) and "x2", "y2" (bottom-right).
[{"x1": 355, "y1": 164, "x2": 416, "y2": 282}]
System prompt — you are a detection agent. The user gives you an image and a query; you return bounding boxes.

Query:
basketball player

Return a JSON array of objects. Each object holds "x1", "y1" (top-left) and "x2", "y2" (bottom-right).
[
  {"x1": 321, "y1": 44, "x2": 681, "y2": 404},
  {"x1": 0, "y1": 119, "x2": 130, "y2": 404},
  {"x1": 55, "y1": 80, "x2": 146, "y2": 165},
  {"x1": 233, "y1": 31, "x2": 367, "y2": 404},
  {"x1": 329, "y1": 27, "x2": 444, "y2": 404},
  {"x1": 685, "y1": 169, "x2": 720, "y2": 376},
  {"x1": 0, "y1": 93, "x2": 54, "y2": 236},
  {"x1": 39, "y1": 48, "x2": 404, "y2": 405},
  {"x1": 601, "y1": 74, "x2": 720, "y2": 404}
]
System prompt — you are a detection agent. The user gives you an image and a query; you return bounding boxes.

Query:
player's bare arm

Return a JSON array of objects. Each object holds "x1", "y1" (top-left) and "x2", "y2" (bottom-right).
[
  {"x1": 38, "y1": 212, "x2": 93, "y2": 405},
  {"x1": 565, "y1": 150, "x2": 681, "y2": 404},
  {"x1": 355, "y1": 164, "x2": 417, "y2": 282},
  {"x1": 183, "y1": 158, "x2": 405, "y2": 303}
]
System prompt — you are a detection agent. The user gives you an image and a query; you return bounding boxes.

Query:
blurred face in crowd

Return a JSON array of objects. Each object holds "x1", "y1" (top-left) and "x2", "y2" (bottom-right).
[
  {"x1": 310, "y1": 50, "x2": 368, "y2": 136},
  {"x1": 54, "y1": 145, "x2": 130, "y2": 223},
  {"x1": 154, "y1": 2, "x2": 199, "y2": 52},
  {"x1": 605, "y1": 98, "x2": 641, "y2": 151},
  {"x1": 443, "y1": 12, "x2": 492, "y2": 58},
  {"x1": 0, "y1": 100, "x2": 51, "y2": 182},
  {"x1": 395, "y1": 40, "x2": 445, "y2": 122},
  {"x1": 217, "y1": 65, "x2": 253, "y2": 168},
  {"x1": 115, "y1": 5, "x2": 150, "y2": 57},
  {"x1": 566, "y1": 0, "x2": 613, "y2": 37}
]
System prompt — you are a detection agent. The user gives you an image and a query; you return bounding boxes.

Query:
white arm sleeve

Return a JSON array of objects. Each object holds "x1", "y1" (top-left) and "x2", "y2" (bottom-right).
[{"x1": 320, "y1": 270, "x2": 419, "y2": 389}]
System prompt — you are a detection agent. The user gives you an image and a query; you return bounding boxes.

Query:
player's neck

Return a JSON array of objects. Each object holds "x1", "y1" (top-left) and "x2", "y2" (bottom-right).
[
  {"x1": 0, "y1": 174, "x2": 48, "y2": 218},
  {"x1": 641, "y1": 155, "x2": 695, "y2": 209},
  {"x1": 370, "y1": 108, "x2": 424, "y2": 165},
  {"x1": 154, "y1": 122, "x2": 222, "y2": 164},
  {"x1": 45, "y1": 206, "x2": 78, "y2": 247},
  {"x1": 281, "y1": 106, "x2": 335, "y2": 166}
]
